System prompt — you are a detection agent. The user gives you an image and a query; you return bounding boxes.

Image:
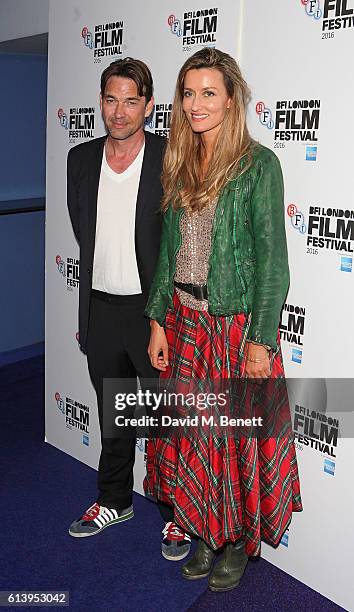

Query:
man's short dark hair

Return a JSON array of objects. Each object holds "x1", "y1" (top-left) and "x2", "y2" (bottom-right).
[{"x1": 100, "y1": 57, "x2": 153, "y2": 102}]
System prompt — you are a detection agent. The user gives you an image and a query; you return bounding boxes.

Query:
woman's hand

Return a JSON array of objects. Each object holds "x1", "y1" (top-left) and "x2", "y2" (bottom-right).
[
  {"x1": 244, "y1": 342, "x2": 271, "y2": 380},
  {"x1": 148, "y1": 320, "x2": 169, "y2": 371}
]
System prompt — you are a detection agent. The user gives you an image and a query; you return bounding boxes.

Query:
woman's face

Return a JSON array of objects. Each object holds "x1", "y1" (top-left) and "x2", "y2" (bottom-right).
[{"x1": 182, "y1": 67, "x2": 231, "y2": 139}]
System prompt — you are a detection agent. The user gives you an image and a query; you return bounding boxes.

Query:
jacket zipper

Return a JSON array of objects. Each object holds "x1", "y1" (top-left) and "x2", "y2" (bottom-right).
[
  {"x1": 232, "y1": 188, "x2": 248, "y2": 312},
  {"x1": 208, "y1": 188, "x2": 227, "y2": 288},
  {"x1": 169, "y1": 208, "x2": 183, "y2": 306}
]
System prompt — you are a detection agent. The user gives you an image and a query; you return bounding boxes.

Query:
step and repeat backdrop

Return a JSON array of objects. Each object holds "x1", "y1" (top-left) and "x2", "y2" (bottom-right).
[{"x1": 45, "y1": 1, "x2": 354, "y2": 609}]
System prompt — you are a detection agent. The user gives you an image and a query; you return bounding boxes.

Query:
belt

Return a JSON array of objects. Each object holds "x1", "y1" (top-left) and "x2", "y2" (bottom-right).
[
  {"x1": 174, "y1": 281, "x2": 208, "y2": 300},
  {"x1": 91, "y1": 289, "x2": 145, "y2": 305}
]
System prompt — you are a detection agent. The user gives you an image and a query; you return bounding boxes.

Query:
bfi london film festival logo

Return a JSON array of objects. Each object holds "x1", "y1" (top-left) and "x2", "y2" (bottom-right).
[
  {"x1": 301, "y1": 0, "x2": 322, "y2": 21},
  {"x1": 56, "y1": 255, "x2": 80, "y2": 290},
  {"x1": 145, "y1": 102, "x2": 172, "y2": 137},
  {"x1": 280, "y1": 303, "x2": 306, "y2": 365},
  {"x1": 55, "y1": 392, "x2": 90, "y2": 446},
  {"x1": 293, "y1": 402, "x2": 339, "y2": 474},
  {"x1": 301, "y1": 0, "x2": 354, "y2": 37},
  {"x1": 168, "y1": 7, "x2": 218, "y2": 51},
  {"x1": 255, "y1": 100, "x2": 320, "y2": 161},
  {"x1": 287, "y1": 203, "x2": 354, "y2": 272},
  {"x1": 81, "y1": 20, "x2": 124, "y2": 63},
  {"x1": 57, "y1": 107, "x2": 95, "y2": 143}
]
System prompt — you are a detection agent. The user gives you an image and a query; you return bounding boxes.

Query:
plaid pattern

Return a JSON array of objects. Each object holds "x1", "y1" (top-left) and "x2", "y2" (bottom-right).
[{"x1": 144, "y1": 293, "x2": 302, "y2": 556}]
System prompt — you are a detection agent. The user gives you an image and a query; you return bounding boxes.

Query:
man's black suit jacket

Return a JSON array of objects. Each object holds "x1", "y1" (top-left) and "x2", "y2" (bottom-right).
[{"x1": 67, "y1": 130, "x2": 166, "y2": 353}]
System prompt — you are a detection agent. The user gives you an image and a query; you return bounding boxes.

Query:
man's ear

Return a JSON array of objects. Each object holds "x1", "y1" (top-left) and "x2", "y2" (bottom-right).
[{"x1": 145, "y1": 96, "x2": 155, "y2": 118}]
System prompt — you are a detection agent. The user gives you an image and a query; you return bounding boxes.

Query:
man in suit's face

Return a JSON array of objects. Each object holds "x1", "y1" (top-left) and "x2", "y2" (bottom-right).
[{"x1": 100, "y1": 75, "x2": 154, "y2": 142}]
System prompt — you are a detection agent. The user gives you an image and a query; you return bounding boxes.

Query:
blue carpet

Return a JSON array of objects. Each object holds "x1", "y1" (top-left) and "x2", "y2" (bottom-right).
[{"x1": 0, "y1": 357, "x2": 345, "y2": 611}]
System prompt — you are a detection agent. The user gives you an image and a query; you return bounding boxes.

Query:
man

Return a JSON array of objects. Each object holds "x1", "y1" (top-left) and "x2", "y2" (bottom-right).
[{"x1": 66, "y1": 58, "x2": 190, "y2": 561}]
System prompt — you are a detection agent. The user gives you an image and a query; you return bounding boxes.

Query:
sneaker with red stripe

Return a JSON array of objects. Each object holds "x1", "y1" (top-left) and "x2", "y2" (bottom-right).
[
  {"x1": 161, "y1": 522, "x2": 191, "y2": 561},
  {"x1": 68, "y1": 502, "x2": 134, "y2": 537}
]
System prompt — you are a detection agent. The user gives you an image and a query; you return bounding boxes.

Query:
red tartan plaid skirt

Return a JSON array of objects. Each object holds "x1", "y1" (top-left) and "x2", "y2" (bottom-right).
[{"x1": 144, "y1": 293, "x2": 302, "y2": 556}]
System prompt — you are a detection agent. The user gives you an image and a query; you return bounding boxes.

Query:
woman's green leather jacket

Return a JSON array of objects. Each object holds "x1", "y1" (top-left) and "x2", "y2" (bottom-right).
[{"x1": 145, "y1": 144, "x2": 289, "y2": 350}]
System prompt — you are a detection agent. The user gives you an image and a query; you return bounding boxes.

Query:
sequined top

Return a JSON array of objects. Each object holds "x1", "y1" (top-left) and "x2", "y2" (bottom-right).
[{"x1": 174, "y1": 200, "x2": 218, "y2": 311}]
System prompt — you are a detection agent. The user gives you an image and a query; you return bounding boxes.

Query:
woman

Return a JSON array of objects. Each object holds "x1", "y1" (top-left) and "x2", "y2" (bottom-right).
[{"x1": 144, "y1": 47, "x2": 302, "y2": 592}]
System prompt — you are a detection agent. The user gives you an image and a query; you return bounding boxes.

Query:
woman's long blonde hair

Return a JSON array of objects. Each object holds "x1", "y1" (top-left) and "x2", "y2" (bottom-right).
[{"x1": 162, "y1": 47, "x2": 254, "y2": 212}]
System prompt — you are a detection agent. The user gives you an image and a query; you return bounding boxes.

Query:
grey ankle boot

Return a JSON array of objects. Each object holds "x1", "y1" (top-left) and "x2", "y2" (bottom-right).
[
  {"x1": 182, "y1": 538, "x2": 216, "y2": 580},
  {"x1": 208, "y1": 542, "x2": 248, "y2": 592}
]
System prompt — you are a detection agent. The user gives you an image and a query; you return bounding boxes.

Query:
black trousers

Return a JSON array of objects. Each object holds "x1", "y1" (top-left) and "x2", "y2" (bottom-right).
[{"x1": 86, "y1": 290, "x2": 173, "y2": 522}]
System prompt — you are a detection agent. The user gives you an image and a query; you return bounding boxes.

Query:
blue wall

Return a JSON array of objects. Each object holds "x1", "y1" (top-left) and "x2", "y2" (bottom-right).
[
  {"x1": 0, "y1": 54, "x2": 47, "y2": 200},
  {"x1": 0, "y1": 54, "x2": 47, "y2": 363},
  {"x1": 0, "y1": 208, "x2": 45, "y2": 353}
]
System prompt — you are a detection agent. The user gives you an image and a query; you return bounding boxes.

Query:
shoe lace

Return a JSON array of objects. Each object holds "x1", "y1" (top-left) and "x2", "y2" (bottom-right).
[{"x1": 162, "y1": 522, "x2": 189, "y2": 542}]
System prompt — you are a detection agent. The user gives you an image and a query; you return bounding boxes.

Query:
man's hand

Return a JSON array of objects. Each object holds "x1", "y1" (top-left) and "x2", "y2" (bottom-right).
[{"x1": 148, "y1": 320, "x2": 169, "y2": 371}]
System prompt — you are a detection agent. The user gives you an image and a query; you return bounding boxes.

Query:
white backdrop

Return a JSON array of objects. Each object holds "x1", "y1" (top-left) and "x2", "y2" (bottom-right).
[
  {"x1": 240, "y1": 5, "x2": 354, "y2": 608},
  {"x1": 45, "y1": 1, "x2": 354, "y2": 609}
]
